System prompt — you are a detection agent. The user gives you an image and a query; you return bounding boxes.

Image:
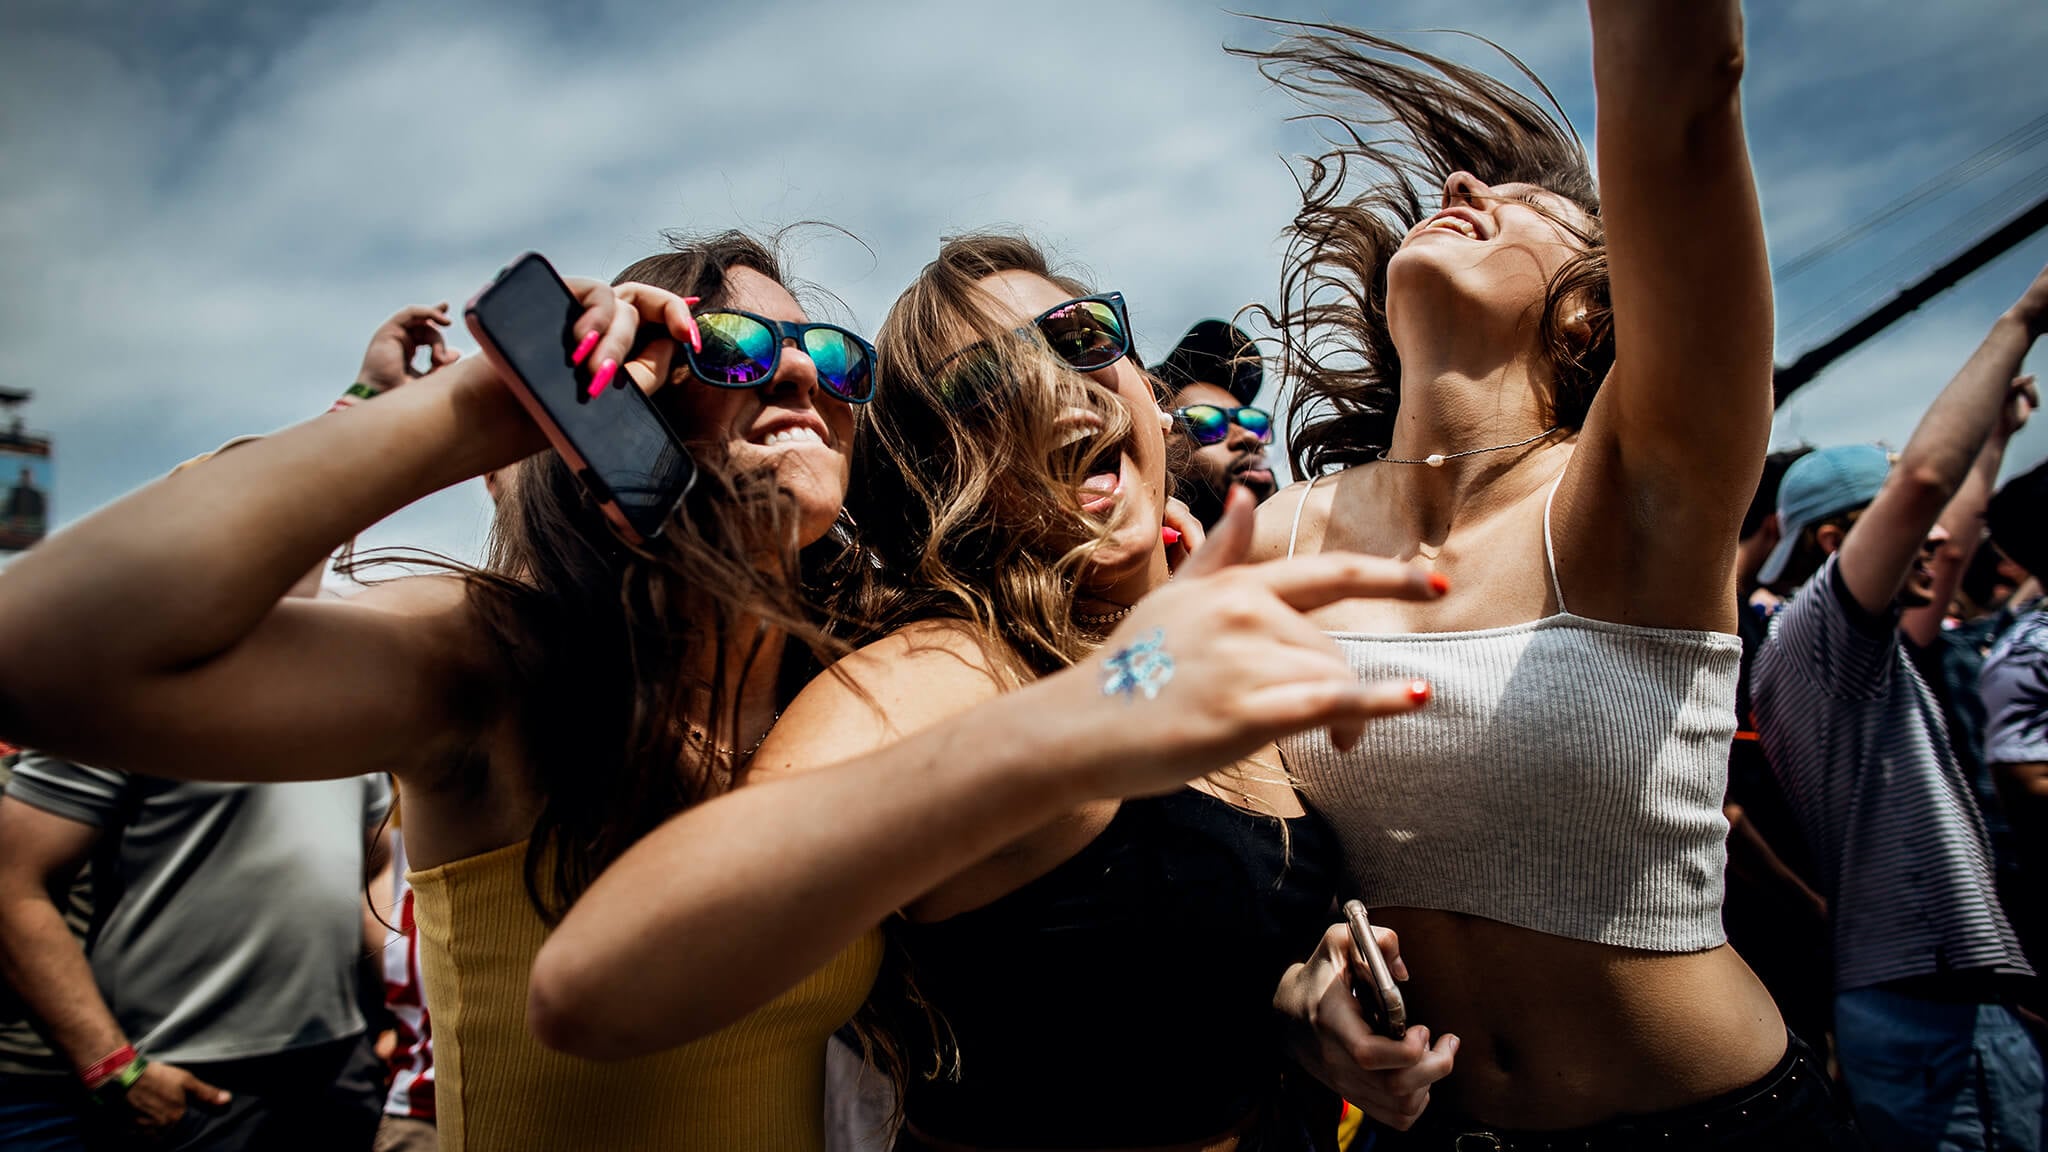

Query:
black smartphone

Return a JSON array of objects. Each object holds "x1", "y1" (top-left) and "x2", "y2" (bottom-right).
[
  {"x1": 1343, "y1": 899, "x2": 1408, "y2": 1039},
  {"x1": 465, "y1": 252, "x2": 695, "y2": 543}
]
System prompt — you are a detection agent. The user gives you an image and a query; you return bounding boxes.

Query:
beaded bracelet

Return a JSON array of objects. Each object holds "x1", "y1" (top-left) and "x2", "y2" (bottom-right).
[
  {"x1": 79, "y1": 1043, "x2": 136, "y2": 1088},
  {"x1": 327, "y1": 380, "x2": 386, "y2": 413}
]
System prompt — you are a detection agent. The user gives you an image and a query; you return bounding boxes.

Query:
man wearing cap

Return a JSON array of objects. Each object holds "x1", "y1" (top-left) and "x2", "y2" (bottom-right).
[
  {"x1": 1153, "y1": 320, "x2": 1276, "y2": 528},
  {"x1": 1751, "y1": 264, "x2": 2048, "y2": 1150}
]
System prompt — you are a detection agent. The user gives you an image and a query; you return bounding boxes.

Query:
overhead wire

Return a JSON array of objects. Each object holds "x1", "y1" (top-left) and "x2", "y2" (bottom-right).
[
  {"x1": 1781, "y1": 157, "x2": 2048, "y2": 347},
  {"x1": 1774, "y1": 110, "x2": 2048, "y2": 284}
]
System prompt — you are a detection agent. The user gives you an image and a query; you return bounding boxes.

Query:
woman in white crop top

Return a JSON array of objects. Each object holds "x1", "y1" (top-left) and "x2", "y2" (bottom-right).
[{"x1": 1245, "y1": 6, "x2": 1860, "y2": 1148}]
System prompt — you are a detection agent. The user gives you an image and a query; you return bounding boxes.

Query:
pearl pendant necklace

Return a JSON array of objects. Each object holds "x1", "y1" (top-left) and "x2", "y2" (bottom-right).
[{"x1": 1377, "y1": 425, "x2": 1565, "y2": 467}]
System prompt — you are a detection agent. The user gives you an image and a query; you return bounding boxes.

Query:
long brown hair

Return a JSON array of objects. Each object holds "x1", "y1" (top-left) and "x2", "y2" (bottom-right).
[
  {"x1": 466, "y1": 230, "x2": 847, "y2": 921},
  {"x1": 845, "y1": 232, "x2": 1136, "y2": 680},
  {"x1": 1233, "y1": 21, "x2": 1614, "y2": 477}
]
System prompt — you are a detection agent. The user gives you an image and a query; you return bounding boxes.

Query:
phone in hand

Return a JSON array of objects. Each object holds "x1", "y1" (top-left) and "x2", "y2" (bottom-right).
[
  {"x1": 1343, "y1": 899, "x2": 1407, "y2": 1039},
  {"x1": 465, "y1": 253, "x2": 696, "y2": 543}
]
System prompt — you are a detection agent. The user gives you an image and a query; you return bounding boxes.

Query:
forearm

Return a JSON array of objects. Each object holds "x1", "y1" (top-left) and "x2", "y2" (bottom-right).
[
  {"x1": 0, "y1": 891, "x2": 126, "y2": 1073},
  {"x1": 531, "y1": 675, "x2": 1104, "y2": 1059},
  {"x1": 1587, "y1": 0, "x2": 1772, "y2": 473},
  {"x1": 0, "y1": 368, "x2": 532, "y2": 730},
  {"x1": 1892, "y1": 316, "x2": 2031, "y2": 512},
  {"x1": 1590, "y1": 0, "x2": 1746, "y2": 127},
  {"x1": 1902, "y1": 434, "x2": 2006, "y2": 643}
]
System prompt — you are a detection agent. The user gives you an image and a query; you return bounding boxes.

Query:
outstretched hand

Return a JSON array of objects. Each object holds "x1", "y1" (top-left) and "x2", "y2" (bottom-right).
[{"x1": 1062, "y1": 487, "x2": 1442, "y2": 801}]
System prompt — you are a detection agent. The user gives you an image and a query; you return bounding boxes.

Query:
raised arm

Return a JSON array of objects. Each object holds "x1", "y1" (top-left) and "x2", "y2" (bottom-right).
[
  {"x1": 1840, "y1": 274, "x2": 2047, "y2": 615},
  {"x1": 0, "y1": 280, "x2": 687, "y2": 784},
  {"x1": 1564, "y1": 1, "x2": 1772, "y2": 619},
  {"x1": 1900, "y1": 374, "x2": 2037, "y2": 645},
  {"x1": 529, "y1": 495, "x2": 1444, "y2": 1059}
]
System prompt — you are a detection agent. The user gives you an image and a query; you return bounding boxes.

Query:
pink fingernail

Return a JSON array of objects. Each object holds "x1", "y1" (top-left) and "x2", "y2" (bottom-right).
[
  {"x1": 570, "y1": 329, "x2": 601, "y2": 366},
  {"x1": 587, "y1": 358, "x2": 618, "y2": 398},
  {"x1": 683, "y1": 311, "x2": 702, "y2": 354},
  {"x1": 1161, "y1": 526, "x2": 1182, "y2": 546},
  {"x1": 682, "y1": 296, "x2": 700, "y2": 306}
]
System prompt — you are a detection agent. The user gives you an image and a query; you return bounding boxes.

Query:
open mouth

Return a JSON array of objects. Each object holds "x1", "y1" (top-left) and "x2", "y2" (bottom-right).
[
  {"x1": 1051, "y1": 407, "x2": 1132, "y2": 517},
  {"x1": 1077, "y1": 435, "x2": 1132, "y2": 516},
  {"x1": 1416, "y1": 208, "x2": 1491, "y2": 241}
]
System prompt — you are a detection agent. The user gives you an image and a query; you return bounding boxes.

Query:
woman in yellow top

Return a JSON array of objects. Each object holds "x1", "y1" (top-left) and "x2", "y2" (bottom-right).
[{"x1": 0, "y1": 233, "x2": 1411, "y2": 1147}]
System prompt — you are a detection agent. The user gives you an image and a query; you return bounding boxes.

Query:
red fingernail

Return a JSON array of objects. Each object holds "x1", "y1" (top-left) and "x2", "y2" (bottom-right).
[
  {"x1": 683, "y1": 310, "x2": 702, "y2": 354},
  {"x1": 1161, "y1": 526, "x2": 1182, "y2": 546},
  {"x1": 1428, "y1": 572, "x2": 1450, "y2": 596},
  {"x1": 587, "y1": 359, "x2": 617, "y2": 398},
  {"x1": 1407, "y1": 680, "x2": 1431, "y2": 707},
  {"x1": 682, "y1": 296, "x2": 700, "y2": 307},
  {"x1": 570, "y1": 329, "x2": 601, "y2": 366}
]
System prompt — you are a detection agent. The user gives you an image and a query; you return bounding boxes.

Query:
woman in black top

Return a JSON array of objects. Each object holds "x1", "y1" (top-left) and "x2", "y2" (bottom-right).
[
  {"x1": 779, "y1": 233, "x2": 1428, "y2": 1149},
  {"x1": 891, "y1": 789, "x2": 1342, "y2": 1148}
]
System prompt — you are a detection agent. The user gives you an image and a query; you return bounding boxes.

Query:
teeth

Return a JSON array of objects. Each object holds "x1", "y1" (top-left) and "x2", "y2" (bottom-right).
[
  {"x1": 762, "y1": 426, "x2": 824, "y2": 446},
  {"x1": 1430, "y1": 217, "x2": 1479, "y2": 239}
]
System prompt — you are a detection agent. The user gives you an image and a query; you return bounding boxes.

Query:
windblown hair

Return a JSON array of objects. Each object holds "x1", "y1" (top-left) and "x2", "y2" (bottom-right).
[
  {"x1": 833, "y1": 233, "x2": 1146, "y2": 1131},
  {"x1": 1233, "y1": 21, "x2": 1614, "y2": 477},
  {"x1": 845, "y1": 232, "x2": 1136, "y2": 680},
  {"x1": 463, "y1": 230, "x2": 847, "y2": 922}
]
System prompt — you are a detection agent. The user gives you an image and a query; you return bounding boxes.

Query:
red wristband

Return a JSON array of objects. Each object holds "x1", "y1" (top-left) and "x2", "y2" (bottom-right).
[{"x1": 80, "y1": 1043, "x2": 137, "y2": 1089}]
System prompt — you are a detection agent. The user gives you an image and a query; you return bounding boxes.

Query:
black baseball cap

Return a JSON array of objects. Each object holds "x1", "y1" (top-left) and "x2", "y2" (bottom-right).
[
  {"x1": 1988, "y1": 455, "x2": 2048, "y2": 579},
  {"x1": 1151, "y1": 319, "x2": 1264, "y2": 407}
]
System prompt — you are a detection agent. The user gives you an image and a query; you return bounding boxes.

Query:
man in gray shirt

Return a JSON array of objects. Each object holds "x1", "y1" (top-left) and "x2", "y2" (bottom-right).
[
  {"x1": 0, "y1": 753, "x2": 390, "y2": 1150},
  {"x1": 1752, "y1": 266, "x2": 2045, "y2": 1150}
]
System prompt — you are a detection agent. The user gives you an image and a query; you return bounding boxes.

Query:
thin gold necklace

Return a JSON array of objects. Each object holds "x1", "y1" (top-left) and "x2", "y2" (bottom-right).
[
  {"x1": 1377, "y1": 425, "x2": 1564, "y2": 468},
  {"x1": 687, "y1": 711, "x2": 782, "y2": 761}
]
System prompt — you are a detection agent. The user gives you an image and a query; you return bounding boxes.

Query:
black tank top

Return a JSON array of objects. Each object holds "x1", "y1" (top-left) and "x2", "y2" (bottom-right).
[{"x1": 890, "y1": 787, "x2": 1342, "y2": 1148}]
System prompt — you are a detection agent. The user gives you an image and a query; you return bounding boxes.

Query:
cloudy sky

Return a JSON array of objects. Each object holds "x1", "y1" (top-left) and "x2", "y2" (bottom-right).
[{"x1": 3, "y1": 0, "x2": 2046, "y2": 566}]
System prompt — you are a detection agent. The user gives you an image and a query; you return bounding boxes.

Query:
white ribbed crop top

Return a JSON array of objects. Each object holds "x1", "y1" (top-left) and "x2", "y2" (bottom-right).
[{"x1": 1276, "y1": 474, "x2": 1739, "y2": 952}]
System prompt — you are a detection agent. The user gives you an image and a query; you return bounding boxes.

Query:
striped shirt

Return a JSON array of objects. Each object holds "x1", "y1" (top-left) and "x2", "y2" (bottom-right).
[
  {"x1": 1752, "y1": 555, "x2": 2032, "y2": 992},
  {"x1": 381, "y1": 836, "x2": 435, "y2": 1120},
  {"x1": 1982, "y1": 603, "x2": 2048, "y2": 767}
]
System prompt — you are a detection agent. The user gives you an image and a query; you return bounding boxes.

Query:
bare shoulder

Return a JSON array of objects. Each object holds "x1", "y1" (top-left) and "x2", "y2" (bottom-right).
[
  {"x1": 318, "y1": 573, "x2": 501, "y2": 674},
  {"x1": 1250, "y1": 475, "x2": 1333, "y2": 562},
  {"x1": 753, "y1": 621, "x2": 1011, "y2": 780}
]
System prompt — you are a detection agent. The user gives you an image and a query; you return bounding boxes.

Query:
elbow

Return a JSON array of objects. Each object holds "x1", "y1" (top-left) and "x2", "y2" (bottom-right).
[
  {"x1": 1893, "y1": 461, "x2": 1963, "y2": 520},
  {"x1": 527, "y1": 943, "x2": 662, "y2": 1063},
  {"x1": 527, "y1": 948, "x2": 618, "y2": 1061}
]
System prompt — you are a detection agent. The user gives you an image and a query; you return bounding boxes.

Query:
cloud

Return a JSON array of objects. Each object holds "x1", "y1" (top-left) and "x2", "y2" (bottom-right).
[{"x1": 3, "y1": 0, "x2": 2046, "y2": 567}]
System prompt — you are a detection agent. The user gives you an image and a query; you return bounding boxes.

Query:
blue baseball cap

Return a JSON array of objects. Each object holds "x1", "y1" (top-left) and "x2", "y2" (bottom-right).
[{"x1": 1757, "y1": 443, "x2": 1892, "y2": 586}]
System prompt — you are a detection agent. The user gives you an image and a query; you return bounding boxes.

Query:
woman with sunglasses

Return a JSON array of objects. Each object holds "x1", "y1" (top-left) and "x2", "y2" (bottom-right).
[
  {"x1": 1243, "y1": 7, "x2": 1859, "y2": 1148},
  {"x1": 532, "y1": 233, "x2": 1455, "y2": 1150},
  {"x1": 0, "y1": 234, "x2": 889, "y2": 1150}
]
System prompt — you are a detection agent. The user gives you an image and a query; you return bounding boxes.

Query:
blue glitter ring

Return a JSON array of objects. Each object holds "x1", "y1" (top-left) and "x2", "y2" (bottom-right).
[{"x1": 1102, "y1": 628, "x2": 1175, "y2": 700}]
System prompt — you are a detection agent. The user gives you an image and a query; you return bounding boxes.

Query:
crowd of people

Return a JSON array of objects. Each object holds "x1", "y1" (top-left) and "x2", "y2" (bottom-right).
[{"x1": 1, "y1": 3, "x2": 2045, "y2": 1150}]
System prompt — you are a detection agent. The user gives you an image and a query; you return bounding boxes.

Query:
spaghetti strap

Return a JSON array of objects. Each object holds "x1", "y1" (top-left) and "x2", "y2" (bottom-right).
[
  {"x1": 1287, "y1": 473, "x2": 1326, "y2": 559},
  {"x1": 1541, "y1": 472, "x2": 1569, "y2": 615}
]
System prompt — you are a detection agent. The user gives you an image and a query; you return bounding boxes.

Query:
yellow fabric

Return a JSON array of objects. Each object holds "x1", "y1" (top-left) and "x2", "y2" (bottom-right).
[{"x1": 409, "y1": 841, "x2": 883, "y2": 1152}]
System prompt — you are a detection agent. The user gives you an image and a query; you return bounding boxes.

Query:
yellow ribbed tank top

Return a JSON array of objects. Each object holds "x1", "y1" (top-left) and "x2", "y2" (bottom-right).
[{"x1": 408, "y1": 841, "x2": 883, "y2": 1152}]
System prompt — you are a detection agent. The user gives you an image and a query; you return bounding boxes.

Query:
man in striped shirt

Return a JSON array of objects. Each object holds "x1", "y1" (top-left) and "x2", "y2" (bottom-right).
[{"x1": 1752, "y1": 263, "x2": 2047, "y2": 1152}]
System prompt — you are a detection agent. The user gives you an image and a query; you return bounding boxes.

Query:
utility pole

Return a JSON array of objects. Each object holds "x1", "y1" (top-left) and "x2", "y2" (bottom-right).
[{"x1": 1775, "y1": 194, "x2": 2048, "y2": 406}]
